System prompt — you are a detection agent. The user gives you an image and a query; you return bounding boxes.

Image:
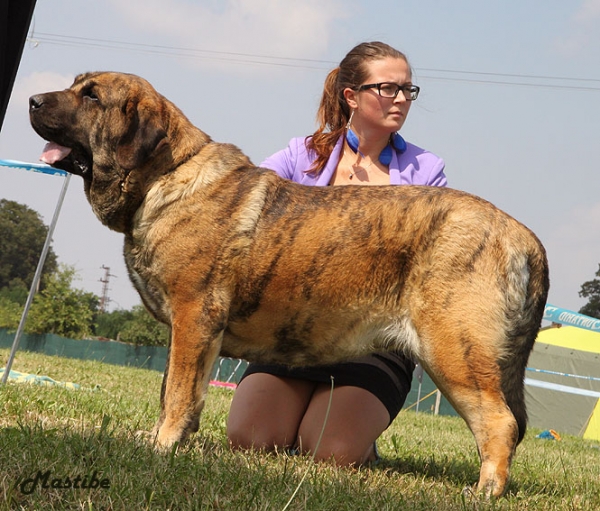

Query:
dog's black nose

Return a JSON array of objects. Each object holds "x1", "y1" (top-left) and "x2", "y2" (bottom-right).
[{"x1": 29, "y1": 95, "x2": 45, "y2": 111}]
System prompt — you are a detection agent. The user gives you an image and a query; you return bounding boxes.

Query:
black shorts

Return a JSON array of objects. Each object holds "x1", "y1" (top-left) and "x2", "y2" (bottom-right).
[{"x1": 240, "y1": 352, "x2": 415, "y2": 425}]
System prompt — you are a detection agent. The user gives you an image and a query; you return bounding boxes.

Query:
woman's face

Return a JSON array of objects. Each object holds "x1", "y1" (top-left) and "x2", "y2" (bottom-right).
[{"x1": 345, "y1": 57, "x2": 413, "y2": 136}]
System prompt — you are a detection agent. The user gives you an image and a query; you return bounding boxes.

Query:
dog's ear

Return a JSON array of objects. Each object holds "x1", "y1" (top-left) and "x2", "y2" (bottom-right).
[{"x1": 117, "y1": 100, "x2": 169, "y2": 170}]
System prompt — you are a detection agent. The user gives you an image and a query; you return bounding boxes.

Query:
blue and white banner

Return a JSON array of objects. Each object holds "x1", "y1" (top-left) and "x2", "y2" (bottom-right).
[
  {"x1": 525, "y1": 378, "x2": 600, "y2": 398},
  {"x1": 0, "y1": 159, "x2": 67, "y2": 177},
  {"x1": 544, "y1": 304, "x2": 600, "y2": 332}
]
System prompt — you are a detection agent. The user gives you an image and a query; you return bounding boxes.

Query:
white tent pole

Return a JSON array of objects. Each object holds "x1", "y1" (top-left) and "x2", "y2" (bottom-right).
[
  {"x1": 414, "y1": 363, "x2": 424, "y2": 413},
  {"x1": 434, "y1": 390, "x2": 442, "y2": 415},
  {"x1": 1, "y1": 173, "x2": 71, "y2": 384}
]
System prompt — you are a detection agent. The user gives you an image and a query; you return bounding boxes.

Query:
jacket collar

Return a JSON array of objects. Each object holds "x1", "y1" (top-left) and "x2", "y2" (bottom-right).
[{"x1": 308, "y1": 136, "x2": 404, "y2": 186}]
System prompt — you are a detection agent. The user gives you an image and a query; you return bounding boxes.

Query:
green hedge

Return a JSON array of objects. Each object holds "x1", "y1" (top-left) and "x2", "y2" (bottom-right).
[
  {"x1": 0, "y1": 328, "x2": 456, "y2": 415},
  {"x1": 0, "y1": 328, "x2": 248, "y2": 383}
]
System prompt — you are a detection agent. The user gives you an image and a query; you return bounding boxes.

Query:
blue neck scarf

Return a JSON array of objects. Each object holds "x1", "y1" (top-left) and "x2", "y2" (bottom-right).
[{"x1": 345, "y1": 129, "x2": 407, "y2": 165}]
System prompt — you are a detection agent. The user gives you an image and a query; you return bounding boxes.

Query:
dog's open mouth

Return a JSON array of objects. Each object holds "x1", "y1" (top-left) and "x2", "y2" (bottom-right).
[
  {"x1": 40, "y1": 142, "x2": 71, "y2": 164},
  {"x1": 40, "y1": 142, "x2": 92, "y2": 179}
]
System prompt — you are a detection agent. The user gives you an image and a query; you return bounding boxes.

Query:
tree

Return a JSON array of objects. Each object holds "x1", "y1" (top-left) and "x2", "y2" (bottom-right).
[
  {"x1": 25, "y1": 264, "x2": 100, "y2": 339},
  {"x1": 0, "y1": 199, "x2": 58, "y2": 291},
  {"x1": 579, "y1": 264, "x2": 600, "y2": 319},
  {"x1": 94, "y1": 306, "x2": 170, "y2": 346},
  {"x1": 94, "y1": 308, "x2": 134, "y2": 340},
  {"x1": 0, "y1": 283, "x2": 28, "y2": 306},
  {"x1": 118, "y1": 305, "x2": 169, "y2": 346},
  {"x1": 0, "y1": 296, "x2": 23, "y2": 330}
]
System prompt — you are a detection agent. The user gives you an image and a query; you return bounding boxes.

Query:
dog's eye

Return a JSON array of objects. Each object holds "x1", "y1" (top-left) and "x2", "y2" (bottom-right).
[{"x1": 82, "y1": 88, "x2": 99, "y2": 102}]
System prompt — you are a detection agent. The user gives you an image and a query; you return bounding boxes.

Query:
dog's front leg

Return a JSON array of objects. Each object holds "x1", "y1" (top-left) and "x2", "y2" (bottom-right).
[{"x1": 153, "y1": 305, "x2": 224, "y2": 450}]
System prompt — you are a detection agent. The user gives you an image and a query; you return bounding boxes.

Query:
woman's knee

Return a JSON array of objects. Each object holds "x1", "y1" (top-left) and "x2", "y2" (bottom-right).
[
  {"x1": 227, "y1": 374, "x2": 314, "y2": 451},
  {"x1": 300, "y1": 436, "x2": 370, "y2": 466}
]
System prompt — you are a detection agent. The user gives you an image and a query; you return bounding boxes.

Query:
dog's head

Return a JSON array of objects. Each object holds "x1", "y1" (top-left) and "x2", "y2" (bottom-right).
[{"x1": 29, "y1": 71, "x2": 209, "y2": 232}]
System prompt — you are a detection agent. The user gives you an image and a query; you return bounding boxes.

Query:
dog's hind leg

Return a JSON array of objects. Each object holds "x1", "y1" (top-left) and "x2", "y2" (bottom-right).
[
  {"x1": 418, "y1": 327, "x2": 520, "y2": 498},
  {"x1": 153, "y1": 301, "x2": 225, "y2": 450}
]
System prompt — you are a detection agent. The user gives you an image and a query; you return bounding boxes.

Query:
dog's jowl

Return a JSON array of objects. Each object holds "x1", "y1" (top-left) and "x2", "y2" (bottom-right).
[{"x1": 30, "y1": 72, "x2": 549, "y2": 497}]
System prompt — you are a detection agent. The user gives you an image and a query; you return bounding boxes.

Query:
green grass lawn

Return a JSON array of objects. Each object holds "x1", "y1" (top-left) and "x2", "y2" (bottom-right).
[{"x1": 1, "y1": 348, "x2": 599, "y2": 510}]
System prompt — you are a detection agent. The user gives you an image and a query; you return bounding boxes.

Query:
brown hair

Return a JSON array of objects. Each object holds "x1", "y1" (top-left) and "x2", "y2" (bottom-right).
[{"x1": 307, "y1": 41, "x2": 411, "y2": 173}]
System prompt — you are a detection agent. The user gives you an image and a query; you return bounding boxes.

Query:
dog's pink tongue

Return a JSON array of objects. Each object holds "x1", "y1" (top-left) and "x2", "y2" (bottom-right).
[{"x1": 40, "y1": 142, "x2": 71, "y2": 164}]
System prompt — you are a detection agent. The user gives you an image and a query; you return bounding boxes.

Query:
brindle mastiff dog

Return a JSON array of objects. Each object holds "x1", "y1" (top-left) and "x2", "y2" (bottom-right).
[{"x1": 30, "y1": 72, "x2": 549, "y2": 497}]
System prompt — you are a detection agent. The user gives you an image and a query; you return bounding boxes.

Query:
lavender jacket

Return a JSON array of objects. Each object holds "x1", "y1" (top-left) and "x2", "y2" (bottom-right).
[{"x1": 260, "y1": 136, "x2": 447, "y2": 187}]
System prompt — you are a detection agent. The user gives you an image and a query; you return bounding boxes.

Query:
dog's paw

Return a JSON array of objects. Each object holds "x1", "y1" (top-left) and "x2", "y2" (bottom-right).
[
  {"x1": 134, "y1": 428, "x2": 183, "y2": 455},
  {"x1": 147, "y1": 422, "x2": 189, "y2": 454}
]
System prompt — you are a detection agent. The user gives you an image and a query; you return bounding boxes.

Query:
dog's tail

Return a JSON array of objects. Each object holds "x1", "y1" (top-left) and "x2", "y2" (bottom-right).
[{"x1": 499, "y1": 240, "x2": 549, "y2": 444}]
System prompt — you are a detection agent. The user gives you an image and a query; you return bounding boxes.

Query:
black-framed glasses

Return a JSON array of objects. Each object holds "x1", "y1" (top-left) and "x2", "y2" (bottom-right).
[{"x1": 356, "y1": 82, "x2": 420, "y2": 101}]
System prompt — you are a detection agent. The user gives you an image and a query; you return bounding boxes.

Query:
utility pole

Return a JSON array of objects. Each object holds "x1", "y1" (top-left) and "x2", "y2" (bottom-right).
[{"x1": 99, "y1": 265, "x2": 116, "y2": 313}]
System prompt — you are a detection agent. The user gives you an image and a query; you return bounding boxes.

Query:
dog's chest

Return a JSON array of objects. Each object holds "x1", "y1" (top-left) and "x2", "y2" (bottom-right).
[{"x1": 123, "y1": 234, "x2": 170, "y2": 316}]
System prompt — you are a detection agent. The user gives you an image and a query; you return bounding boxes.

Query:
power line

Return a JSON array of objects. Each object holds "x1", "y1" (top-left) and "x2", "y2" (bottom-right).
[
  {"x1": 416, "y1": 74, "x2": 600, "y2": 93},
  {"x1": 28, "y1": 32, "x2": 334, "y2": 70},
  {"x1": 27, "y1": 31, "x2": 600, "y2": 91},
  {"x1": 32, "y1": 32, "x2": 335, "y2": 65},
  {"x1": 418, "y1": 67, "x2": 600, "y2": 84}
]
